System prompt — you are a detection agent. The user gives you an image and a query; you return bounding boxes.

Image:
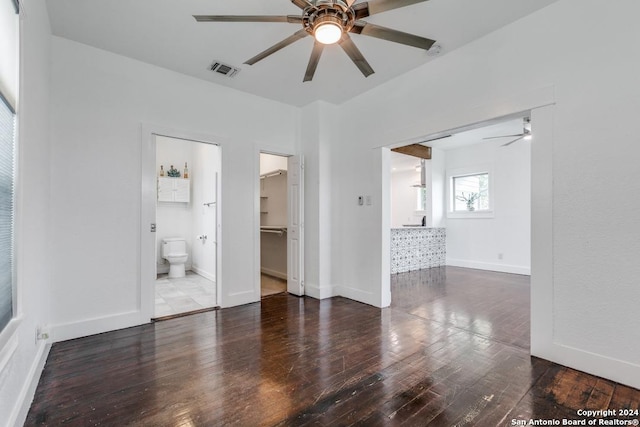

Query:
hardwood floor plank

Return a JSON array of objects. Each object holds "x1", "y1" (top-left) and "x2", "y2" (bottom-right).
[{"x1": 25, "y1": 267, "x2": 640, "y2": 426}]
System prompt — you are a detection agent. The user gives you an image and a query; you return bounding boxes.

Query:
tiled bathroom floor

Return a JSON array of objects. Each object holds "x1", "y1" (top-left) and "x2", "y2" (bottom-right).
[{"x1": 155, "y1": 272, "x2": 217, "y2": 318}]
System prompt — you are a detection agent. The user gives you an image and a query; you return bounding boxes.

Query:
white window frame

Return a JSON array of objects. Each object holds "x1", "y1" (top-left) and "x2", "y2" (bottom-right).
[
  {"x1": 0, "y1": 0, "x2": 20, "y2": 360},
  {"x1": 446, "y1": 164, "x2": 494, "y2": 219}
]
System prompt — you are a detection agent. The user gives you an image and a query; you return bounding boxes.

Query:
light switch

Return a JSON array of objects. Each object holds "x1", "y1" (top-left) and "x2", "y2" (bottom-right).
[
  {"x1": 365, "y1": 195, "x2": 372, "y2": 206},
  {"x1": 358, "y1": 196, "x2": 364, "y2": 206}
]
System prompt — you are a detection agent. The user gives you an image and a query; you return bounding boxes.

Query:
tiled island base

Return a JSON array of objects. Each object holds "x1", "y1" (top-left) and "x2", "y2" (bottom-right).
[{"x1": 391, "y1": 227, "x2": 446, "y2": 274}]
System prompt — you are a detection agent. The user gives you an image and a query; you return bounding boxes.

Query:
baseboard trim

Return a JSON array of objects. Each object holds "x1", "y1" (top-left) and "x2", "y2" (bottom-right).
[
  {"x1": 9, "y1": 341, "x2": 50, "y2": 427},
  {"x1": 260, "y1": 267, "x2": 287, "y2": 281},
  {"x1": 305, "y1": 283, "x2": 336, "y2": 300},
  {"x1": 334, "y1": 285, "x2": 378, "y2": 307},
  {"x1": 51, "y1": 311, "x2": 148, "y2": 343},
  {"x1": 446, "y1": 258, "x2": 530, "y2": 276},
  {"x1": 191, "y1": 266, "x2": 216, "y2": 282},
  {"x1": 533, "y1": 342, "x2": 640, "y2": 391}
]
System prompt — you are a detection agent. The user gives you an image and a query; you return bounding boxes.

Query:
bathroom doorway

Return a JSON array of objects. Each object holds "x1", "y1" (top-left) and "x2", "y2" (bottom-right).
[
  {"x1": 259, "y1": 153, "x2": 289, "y2": 297},
  {"x1": 153, "y1": 135, "x2": 221, "y2": 319}
]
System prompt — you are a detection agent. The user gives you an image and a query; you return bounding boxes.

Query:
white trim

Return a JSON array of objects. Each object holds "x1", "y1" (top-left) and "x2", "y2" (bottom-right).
[
  {"x1": 140, "y1": 123, "x2": 223, "y2": 312},
  {"x1": 382, "y1": 85, "x2": 555, "y2": 351},
  {"x1": 305, "y1": 283, "x2": 336, "y2": 300},
  {"x1": 8, "y1": 341, "x2": 50, "y2": 427},
  {"x1": 529, "y1": 106, "x2": 556, "y2": 360},
  {"x1": 545, "y1": 342, "x2": 640, "y2": 391},
  {"x1": 0, "y1": 316, "x2": 20, "y2": 360},
  {"x1": 51, "y1": 311, "x2": 147, "y2": 343},
  {"x1": 260, "y1": 267, "x2": 286, "y2": 281},
  {"x1": 0, "y1": 326, "x2": 18, "y2": 377},
  {"x1": 335, "y1": 285, "x2": 378, "y2": 307},
  {"x1": 191, "y1": 266, "x2": 216, "y2": 283},
  {"x1": 446, "y1": 259, "x2": 530, "y2": 276},
  {"x1": 447, "y1": 211, "x2": 495, "y2": 219},
  {"x1": 255, "y1": 145, "x2": 297, "y2": 301}
]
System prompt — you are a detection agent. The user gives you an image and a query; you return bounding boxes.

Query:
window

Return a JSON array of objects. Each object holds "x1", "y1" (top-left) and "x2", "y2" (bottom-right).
[
  {"x1": 0, "y1": 94, "x2": 15, "y2": 332},
  {"x1": 0, "y1": 0, "x2": 18, "y2": 335},
  {"x1": 447, "y1": 165, "x2": 494, "y2": 218},
  {"x1": 452, "y1": 173, "x2": 489, "y2": 212}
]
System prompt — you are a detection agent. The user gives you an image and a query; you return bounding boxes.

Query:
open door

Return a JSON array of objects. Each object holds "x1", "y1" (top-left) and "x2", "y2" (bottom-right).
[{"x1": 287, "y1": 155, "x2": 304, "y2": 295}]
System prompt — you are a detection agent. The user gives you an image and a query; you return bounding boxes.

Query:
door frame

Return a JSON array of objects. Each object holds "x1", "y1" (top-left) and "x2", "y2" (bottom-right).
[
  {"x1": 254, "y1": 146, "x2": 301, "y2": 299},
  {"x1": 140, "y1": 124, "x2": 222, "y2": 320},
  {"x1": 380, "y1": 86, "x2": 555, "y2": 354}
]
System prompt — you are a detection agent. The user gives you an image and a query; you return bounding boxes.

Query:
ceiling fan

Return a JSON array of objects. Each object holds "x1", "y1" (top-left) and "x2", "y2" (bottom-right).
[
  {"x1": 483, "y1": 117, "x2": 532, "y2": 146},
  {"x1": 194, "y1": 0, "x2": 436, "y2": 82}
]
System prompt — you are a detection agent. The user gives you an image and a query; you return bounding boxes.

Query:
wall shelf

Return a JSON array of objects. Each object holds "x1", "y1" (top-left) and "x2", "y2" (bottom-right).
[{"x1": 158, "y1": 177, "x2": 190, "y2": 203}]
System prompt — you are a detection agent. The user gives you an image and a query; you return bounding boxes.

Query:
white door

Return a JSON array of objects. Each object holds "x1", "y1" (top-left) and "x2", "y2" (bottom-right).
[{"x1": 287, "y1": 155, "x2": 304, "y2": 295}]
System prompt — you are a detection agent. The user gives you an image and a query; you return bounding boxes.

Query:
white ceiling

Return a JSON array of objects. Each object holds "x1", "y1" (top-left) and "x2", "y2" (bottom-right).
[
  {"x1": 391, "y1": 117, "x2": 526, "y2": 171},
  {"x1": 45, "y1": 0, "x2": 558, "y2": 107}
]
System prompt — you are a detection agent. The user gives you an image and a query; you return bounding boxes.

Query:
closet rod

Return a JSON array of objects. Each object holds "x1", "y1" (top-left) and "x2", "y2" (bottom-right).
[{"x1": 260, "y1": 228, "x2": 286, "y2": 236}]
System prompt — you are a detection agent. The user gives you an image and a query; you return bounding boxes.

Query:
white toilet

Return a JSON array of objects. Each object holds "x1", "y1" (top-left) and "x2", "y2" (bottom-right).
[{"x1": 162, "y1": 237, "x2": 188, "y2": 278}]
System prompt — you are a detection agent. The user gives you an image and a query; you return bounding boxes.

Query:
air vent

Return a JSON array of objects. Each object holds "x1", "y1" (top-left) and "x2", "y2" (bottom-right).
[{"x1": 209, "y1": 61, "x2": 240, "y2": 78}]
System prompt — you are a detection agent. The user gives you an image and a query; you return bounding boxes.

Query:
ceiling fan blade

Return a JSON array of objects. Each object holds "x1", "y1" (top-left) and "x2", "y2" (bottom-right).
[
  {"x1": 483, "y1": 133, "x2": 525, "y2": 140},
  {"x1": 502, "y1": 136, "x2": 524, "y2": 147},
  {"x1": 194, "y1": 15, "x2": 303, "y2": 24},
  {"x1": 291, "y1": 0, "x2": 314, "y2": 9},
  {"x1": 303, "y1": 41, "x2": 325, "y2": 82},
  {"x1": 350, "y1": 21, "x2": 436, "y2": 50},
  {"x1": 244, "y1": 29, "x2": 308, "y2": 65},
  {"x1": 352, "y1": 0, "x2": 429, "y2": 19},
  {"x1": 338, "y1": 34, "x2": 374, "y2": 77}
]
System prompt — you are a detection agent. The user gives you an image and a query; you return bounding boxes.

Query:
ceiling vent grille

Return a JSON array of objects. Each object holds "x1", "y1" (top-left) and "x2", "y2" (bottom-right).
[{"x1": 210, "y1": 61, "x2": 240, "y2": 78}]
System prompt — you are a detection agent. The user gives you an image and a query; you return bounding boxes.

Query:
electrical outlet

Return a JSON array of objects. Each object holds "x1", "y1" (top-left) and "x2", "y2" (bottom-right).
[
  {"x1": 36, "y1": 326, "x2": 50, "y2": 342},
  {"x1": 365, "y1": 195, "x2": 372, "y2": 206},
  {"x1": 498, "y1": 253, "x2": 504, "y2": 260}
]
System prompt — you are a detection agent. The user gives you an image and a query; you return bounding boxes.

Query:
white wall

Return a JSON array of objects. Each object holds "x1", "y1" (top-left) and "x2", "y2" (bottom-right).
[
  {"x1": 325, "y1": 0, "x2": 640, "y2": 389},
  {"x1": 0, "y1": 1, "x2": 53, "y2": 425},
  {"x1": 390, "y1": 169, "x2": 420, "y2": 227},
  {"x1": 190, "y1": 142, "x2": 218, "y2": 281},
  {"x1": 430, "y1": 148, "x2": 446, "y2": 228},
  {"x1": 48, "y1": 36, "x2": 298, "y2": 341},
  {"x1": 390, "y1": 153, "x2": 446, "y2": 228},
  {"x1": 302, "y1": 102, "x2": 337, "y2": 300},
  {"x1": 445, "y1": 138, "x2": 531, "y2": 275},
  {"x1": 260, "y1": 152, "x2": 287, "y2": 175}
]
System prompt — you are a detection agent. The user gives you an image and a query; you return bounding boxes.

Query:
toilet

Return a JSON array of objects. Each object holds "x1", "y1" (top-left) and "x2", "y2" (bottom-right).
[{"x1": 162, "y1": 237, "x2": 188, "y2": 278}]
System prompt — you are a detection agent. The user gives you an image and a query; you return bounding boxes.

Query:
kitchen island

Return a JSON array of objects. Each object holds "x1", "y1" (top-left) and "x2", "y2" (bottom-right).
[{"x1": 391, "y1": 227, "x2": 446, "y2": 274}]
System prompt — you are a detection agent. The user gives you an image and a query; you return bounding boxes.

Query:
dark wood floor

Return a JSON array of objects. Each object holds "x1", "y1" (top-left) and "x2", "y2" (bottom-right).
[{"x1": 26, "y1": 267, "x2": 640, "y2": 426}]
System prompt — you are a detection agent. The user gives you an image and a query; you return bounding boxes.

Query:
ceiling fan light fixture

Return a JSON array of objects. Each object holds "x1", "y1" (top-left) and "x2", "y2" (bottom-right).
[
  {"x1": 314, "y1": 21, "x2": 343, "y2": 44},
  {"x1": 313, "y1": 16, "x2": 343, "y2": 44}
]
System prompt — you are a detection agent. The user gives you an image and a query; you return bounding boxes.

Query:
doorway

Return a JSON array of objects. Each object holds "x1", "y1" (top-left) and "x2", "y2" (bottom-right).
[
  {"x1": 151, "y1": 135, "x2": 221, "y2": 319},
  {"x1": 259, "y1": 153, "x2": 289, "y2": 297},
  {"x1": 388, "y1": 113, "x2": 533, "y2": 273},
  {"x1": 258, "y1": 152, "x2": 304, "y2": 298}
]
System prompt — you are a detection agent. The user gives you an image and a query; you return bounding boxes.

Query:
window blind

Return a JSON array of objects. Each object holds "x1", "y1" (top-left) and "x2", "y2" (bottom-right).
[{"x1": 0, "y1": 94, "x2": 15, "y2": 331}]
